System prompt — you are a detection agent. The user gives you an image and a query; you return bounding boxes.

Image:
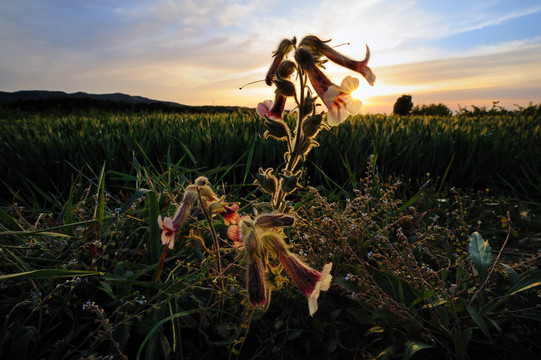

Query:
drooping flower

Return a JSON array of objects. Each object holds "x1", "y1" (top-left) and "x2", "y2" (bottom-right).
[
  {"x1": 300, "y1": 35, "x2": 375, "y2": 86},
  {"x1": 158, "y1": 186, "x2": 198, "y2": 249},
  {"x1": 260, "y1": 230, "x2": 332, "y2": 316},
  {"x1": 278, "y1": 252, "x2": 332, "y2": 315},
  {"x1": 265, "y1": 38, "x2": 296, "y2": 86},
  {"x1": 247, "y1": 255, "x2": 267, "y2": 306},
  {"x1": 295, "y1": 48, "x2": 335, "y2": 101},
  {"x1": 158, "y1": 215, "x2": 177, "y2": 249},
  {"x1": 257, "y1": 92, "x2": 288, "y2": 121},
  {"x1": 295, "y1": 48, "x2": 362, "y2": 126}
]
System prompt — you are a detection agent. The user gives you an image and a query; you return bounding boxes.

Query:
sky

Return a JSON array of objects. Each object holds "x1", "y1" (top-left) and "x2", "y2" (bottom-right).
[{"x1": 1, "y1": 0, "x2": 540, "y2": 114}]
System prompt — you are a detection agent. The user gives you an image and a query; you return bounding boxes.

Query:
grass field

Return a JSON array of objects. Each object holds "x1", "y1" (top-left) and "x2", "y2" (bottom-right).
[{"x1": 1, "y1": 106, "x2": 540, "y2": 359}]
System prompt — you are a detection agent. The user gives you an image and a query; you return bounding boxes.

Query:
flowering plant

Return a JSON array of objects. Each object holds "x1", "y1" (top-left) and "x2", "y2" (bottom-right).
[{"x1": 159, "y1": 35, "x2": 375, "y2": 315}]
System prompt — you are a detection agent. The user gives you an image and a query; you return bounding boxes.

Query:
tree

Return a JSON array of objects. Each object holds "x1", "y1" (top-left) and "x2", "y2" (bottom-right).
[{"x1": 393, "y1": 95, "x2": 413, "y2": 115}]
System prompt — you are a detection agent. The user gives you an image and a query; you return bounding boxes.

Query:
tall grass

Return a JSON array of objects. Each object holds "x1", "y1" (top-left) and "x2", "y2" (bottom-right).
[{"x1": 1, "y1": 109, "x2": 540, "y2": 206}]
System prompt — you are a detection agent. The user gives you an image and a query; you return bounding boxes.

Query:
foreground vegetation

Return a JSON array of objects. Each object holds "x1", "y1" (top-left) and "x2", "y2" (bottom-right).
[{"x1": 1, "y1": 101, "x2": 540, "y2": 359}]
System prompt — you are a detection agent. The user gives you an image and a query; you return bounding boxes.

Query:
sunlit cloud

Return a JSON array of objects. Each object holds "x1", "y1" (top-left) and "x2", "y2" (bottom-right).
[{"x1": 0, "y1": 0, "x2": 540, "y2": 112}]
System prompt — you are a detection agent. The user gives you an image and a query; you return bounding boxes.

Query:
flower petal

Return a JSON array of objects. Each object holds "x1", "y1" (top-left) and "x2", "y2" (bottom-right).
[
  {"x1": 257, "y1": 100, "x2": 273, "y2": 118},
  {"x1": 344, "y1": 95, "x2": 363, "y2": 115},
  {"x1": 340, "y1": 76, "x2": 359, "y2": 93}
]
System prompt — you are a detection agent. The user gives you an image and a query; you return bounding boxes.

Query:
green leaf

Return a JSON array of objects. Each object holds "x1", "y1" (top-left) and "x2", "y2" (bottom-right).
[
  {"x1": 507, "y1": 270, "x2": 541, "y2": 296},
  {"x1": 0, "y1": 269, "x2": 104, "y2": 280},
  {"x1": 136, "y1": 308, "x2": 212, "y2": 360},
  {"x1": 147, "y1": 191, "x2": 161, "y2": 264},
  {"x1": 468, "y1": 232, "x2": 492, "y2": 282},
  {"x1": 93, "y1": 163, "x2": 106, "y2": 236},
  {"x1": 287, "y1": 330, "x2": 303, "y2": 340},
  {"x1": 453, "y1": 327, "x2": 472, "y2": 360},
  {"x1": 403, "y1": 341, "x2": 433, "y2": 360},
  {"x1": 467, "y1": 305, "x2": 491, "y2": 340},
  {"x1": 120, "y1": 188, "x2": 151, "y2": 214}
]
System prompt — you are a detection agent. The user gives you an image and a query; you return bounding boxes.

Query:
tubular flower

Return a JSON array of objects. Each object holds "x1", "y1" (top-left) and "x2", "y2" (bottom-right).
[
  {"x1": 278, "y1": 252, "x2": 333, "y2": 315},
  {"x1": 300, "y1": 35, "x2": 375, "y2": 86},
  {"x1": 295, "y1": 48, "x2": 335, "y2": 101},
  {"x1": 265, "y1": 38, "x2": 296, "y2": 86},
  {"x1": 295, "y1": 48, "x2": 362, "y2": 126},
  {"x1": 247, "y1": 255, "x2": 267, "y2": 306},
  {"x1": 158, "y1": 215, "x2": 177, "y2": 249},
  {"x1": 257, "y1": 92, "x2": 288, "y2": 121},
  {"x1": 158, "y1": 193, "x2": 195, "y2": 249}
]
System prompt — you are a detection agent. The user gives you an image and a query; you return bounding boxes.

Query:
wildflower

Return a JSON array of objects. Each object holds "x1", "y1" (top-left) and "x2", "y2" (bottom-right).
[
  {"x1": 158, "y1": 187, "x2": 198, "y2": 249},
  {"x1": 222, "y1": 203, "x2": 240, "y2": 226},
  {"x1": 227, "y1": 224, "x2": 243, "y2": 248},
  {"x1": 322, "y1": 76, "x2": 363, "y2": 126},
  {"x1": 278, "y1": 253, "x2": 332, "y2": 315},
  {"x1": 299, "y1": 35, "x2": 375, "y2": 86},
  {"x1": 247, "y1": 255, "x2": 267, "y2": 306},
  {"x1": 295, "y1": 48, "x2": 362, "y2": 126},
  {"x1": 257, "y1": 94, "x2": 287, "y2": 121},
  {"x1": 261, "y1": 231, "x2": 332, "y2": 316},
  {"x1": 265, "y1": 38, "x2": 296, "y2": 86}
]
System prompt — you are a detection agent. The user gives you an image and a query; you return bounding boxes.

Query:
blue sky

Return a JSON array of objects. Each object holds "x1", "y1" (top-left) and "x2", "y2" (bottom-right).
[{"x1": 1, "y1": 0, "x2": 540, "y2": 113}]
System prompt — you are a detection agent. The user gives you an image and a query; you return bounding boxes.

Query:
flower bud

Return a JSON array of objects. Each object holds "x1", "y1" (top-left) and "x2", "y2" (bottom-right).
[
  {"x1": 300, "y1": 92, "x2": 316, "y2": 118},
  {"x1": 255, "y1": 168, "x2": 278, "y2": 195},
  {"x1": 187, "y1": 230, "x2": 206, "y2": 250},
  {"x1": 276, "y1": 60, "x2": 296, "y2": 79},
  {"x1": 302, "y1": 113, "x2": 324, "y2": 138},
  {"x1": 198, "y1": 185, "x2": 219, "y2": 202},
  {"x1": 273, "y1": 78, "x2": 296, "y2": 97},
  {"x1": 263, "y1": 118, "x2": 290, "y2": 141},
  {"x1": 280, "y1": 170, "x2": 302, "y2": 194},
  {"x1": 194, "y1": 176, "x2": 209, "y2": 187},
  {"x1": 255, "y1": 213, "x2": 295, "y2": 228}
]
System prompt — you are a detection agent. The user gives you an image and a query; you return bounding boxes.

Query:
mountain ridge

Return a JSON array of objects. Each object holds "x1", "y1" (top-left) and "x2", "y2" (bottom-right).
[{"x1": 0, "y1": 90, "x2": 250, "y2": 113}]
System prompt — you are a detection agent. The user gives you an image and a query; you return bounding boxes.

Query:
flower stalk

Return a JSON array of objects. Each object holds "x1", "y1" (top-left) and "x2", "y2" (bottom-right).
[{"x1": 256, "y1": 35, "x2": 375, "y2": 211}]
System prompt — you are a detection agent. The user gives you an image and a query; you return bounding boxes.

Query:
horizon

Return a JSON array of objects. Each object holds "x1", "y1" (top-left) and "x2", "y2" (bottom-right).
[{"x1": 1, "y1": 1, "x2": 541, "y2": 114}]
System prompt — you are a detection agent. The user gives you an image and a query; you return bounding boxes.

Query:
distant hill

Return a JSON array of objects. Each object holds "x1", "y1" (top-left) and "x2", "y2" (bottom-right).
[{"x1": 0, "y1": 90, "x2": 250, "y2": 114}]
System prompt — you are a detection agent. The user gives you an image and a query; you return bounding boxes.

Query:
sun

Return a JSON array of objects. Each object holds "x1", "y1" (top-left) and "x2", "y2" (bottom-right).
[{"x1": 350, "y1": 87, "x2": 363, "y2": 101}]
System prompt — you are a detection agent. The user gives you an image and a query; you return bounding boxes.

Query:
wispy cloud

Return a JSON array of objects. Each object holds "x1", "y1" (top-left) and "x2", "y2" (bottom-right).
[{"x1": 0, "y1": 0, "x2": 540, "y2": 111}]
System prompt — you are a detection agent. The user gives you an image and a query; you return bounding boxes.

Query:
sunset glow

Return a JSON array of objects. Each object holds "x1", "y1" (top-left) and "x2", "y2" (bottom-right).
[{"x1": 1, "y1": 0, "x2": 540, "y2": 113}]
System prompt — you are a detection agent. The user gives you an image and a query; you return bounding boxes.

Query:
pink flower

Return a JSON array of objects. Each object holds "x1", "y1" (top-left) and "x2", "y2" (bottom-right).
[
  {"x1": 322, "y1": 76, "x2": 363, "y2": 126},
  {"x1": 278, "y1": 252, "x2": 333, "y2": 315},
  {"x1": 257, "y1": 93, "x2": 287, "y2": 120},
  {"x1": 157, "y1": 197, "x2": 193, "y2": 250},
  {"x1": 158, "y1": 215, "x2": 177, "y2": 249}
]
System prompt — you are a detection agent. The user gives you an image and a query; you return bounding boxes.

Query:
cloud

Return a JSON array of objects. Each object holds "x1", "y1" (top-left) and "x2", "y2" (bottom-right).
[{"x1": 0, "y1": 0, "x2": 540, "y2": 112}]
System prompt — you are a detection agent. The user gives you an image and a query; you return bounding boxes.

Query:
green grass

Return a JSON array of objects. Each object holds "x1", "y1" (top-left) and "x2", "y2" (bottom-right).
[
  {"x1": 1, "y1": 107, "x2": 541, "y2": 359},
  {"x1": 1, "y1": 108, "x2": 540, "y2": 208}
]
